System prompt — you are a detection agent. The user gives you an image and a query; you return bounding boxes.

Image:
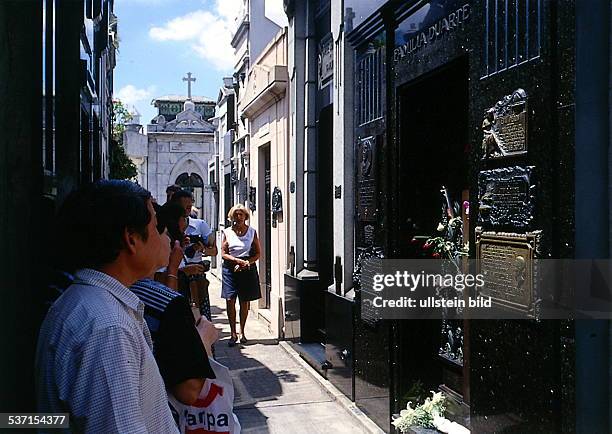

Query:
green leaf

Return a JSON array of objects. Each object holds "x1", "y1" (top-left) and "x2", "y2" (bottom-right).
[{"x1": 109, "y1": 99, "x2": 138, "y2": 181}]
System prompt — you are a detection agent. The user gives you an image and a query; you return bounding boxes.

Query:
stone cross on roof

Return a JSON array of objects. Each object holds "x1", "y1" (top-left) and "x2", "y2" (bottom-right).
[{"x1": 182, "y1": 72, "x2": 196, "y2": 99}]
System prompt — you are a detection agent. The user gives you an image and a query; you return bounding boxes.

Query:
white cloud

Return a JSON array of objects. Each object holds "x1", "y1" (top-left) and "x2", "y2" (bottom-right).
[
  {"x1": 216, "y1": 0, "x2": 243, "y2": 23},
  {"x1": 148, "y1": 10, "x2": 213, "y2": 42},
  {"x1": 116, "y1": 84, "x2": 156, "y2": 107},
  {"x1": 148, "y1": 0, "x2": 242, "y2": 71}
]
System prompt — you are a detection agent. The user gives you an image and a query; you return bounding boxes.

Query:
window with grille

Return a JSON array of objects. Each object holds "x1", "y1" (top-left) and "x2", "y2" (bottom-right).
[
  {"x1": 483, "y1": 0, "x2": 542, "y2": 78},
  {"x1": 357, "y1": 43, "x2": 384, "y2": 126}
]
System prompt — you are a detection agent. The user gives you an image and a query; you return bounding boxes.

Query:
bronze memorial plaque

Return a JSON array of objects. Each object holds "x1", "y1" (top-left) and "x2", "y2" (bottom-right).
[
  {"x1": 476, "y1": 228, "x2": 540, "y2": 315},
  {"x1": 357, "y1": 136, "x2": 376, "y2": 222},
  {"x1": 482, "y1": 88, "x2": 528, "y2": 159},
  {"x1": 478, "y1": 166, "x2": 535, "y2": 230}
]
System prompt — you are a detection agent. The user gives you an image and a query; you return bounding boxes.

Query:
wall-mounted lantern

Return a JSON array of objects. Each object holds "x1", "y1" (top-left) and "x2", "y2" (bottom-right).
[
  {"x1": 248, "y1": 187, "x2": 256, "y2": 211},
  {"x1": 272, "y1": 187, "x2": 283, "y2": 227}
]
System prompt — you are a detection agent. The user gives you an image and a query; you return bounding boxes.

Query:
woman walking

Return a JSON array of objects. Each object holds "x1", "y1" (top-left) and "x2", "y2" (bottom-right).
[{"x1": 221, "y1": 204, "x2": 261, "y2": 346}]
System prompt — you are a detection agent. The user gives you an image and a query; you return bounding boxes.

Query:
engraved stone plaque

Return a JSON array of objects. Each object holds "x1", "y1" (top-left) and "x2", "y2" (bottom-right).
[
  {"x1": 476, "y1": 228, "x2": 541, "y2": 314},
  {"x1": 357, "y1": 136, "x2": 376, "y2": 222},
  {"x1": 478, "y1": 166, "x2": 535, "y2": 230},
  {"x1": 358, "y1": 180, "x2": 375, "y2": 221},
  {"x1": 170, "y1": 141, "x2": 211, "y2": 153},
  {"x1": 363, "y1": 224, "x2": 375, "y2": 246},
  {"x1": 354, "y1": 248, "x2": 384, "y2": 326},
  {"x1": 482, "y1": 89, "x2": 528, "y2": 159},
  {"x1": 318, "y1": 36, "x2": 334, "y2": 89}
]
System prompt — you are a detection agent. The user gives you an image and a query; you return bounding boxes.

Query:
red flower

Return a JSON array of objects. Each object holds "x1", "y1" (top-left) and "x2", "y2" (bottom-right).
[
  {"x1": 423, "y1": 242, "x2": 432, "y2": 250},
  {"x1": 432, "y1": 252, "x2": 441, "y2": 258}
]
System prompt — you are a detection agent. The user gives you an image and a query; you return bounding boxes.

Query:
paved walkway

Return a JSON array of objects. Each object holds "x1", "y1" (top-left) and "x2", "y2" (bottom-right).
[{"x1": 207, "y1": 274, "x2": 368, "y2": 434}]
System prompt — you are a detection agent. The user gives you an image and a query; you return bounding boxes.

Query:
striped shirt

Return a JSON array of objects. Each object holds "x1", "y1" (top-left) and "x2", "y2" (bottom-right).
[
  {"x1": 130, "y1": 278, "x2": 181, "y2": 336},
  {"x1": 130, "y1": 279, "x2": 214, "y2": 388},
  {"x1": 36, "y1": 269, "x2": 179, "y2": 434}
]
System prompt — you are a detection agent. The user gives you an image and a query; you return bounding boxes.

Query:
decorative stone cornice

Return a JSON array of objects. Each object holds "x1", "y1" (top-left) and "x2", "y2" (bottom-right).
[
  {"x1": 231, "y1": 14, "x2": 250, "y2": 48},
  {"x1": 241, "y1": 65, "x2": 288, "y2": 119}
]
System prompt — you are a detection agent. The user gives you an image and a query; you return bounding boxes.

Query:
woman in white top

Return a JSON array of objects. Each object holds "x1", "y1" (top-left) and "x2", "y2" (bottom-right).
[{"x1": 221, "y1": 204, "x2": 261, "y2": 346}]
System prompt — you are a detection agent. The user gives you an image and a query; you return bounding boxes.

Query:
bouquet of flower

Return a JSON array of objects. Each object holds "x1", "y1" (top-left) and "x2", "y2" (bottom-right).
[
  {"x1": 392, "y1": 391, "x2": 447, "y2": 432},
  {"x1": 421, "y1": 191, "x2": 469, "y2": 272}
]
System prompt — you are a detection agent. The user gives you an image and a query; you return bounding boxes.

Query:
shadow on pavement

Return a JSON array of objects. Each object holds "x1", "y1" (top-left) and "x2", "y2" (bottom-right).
[
  {"x1": 209, "y1": 282, "x2": 286, "y2": 433},
  {"x1": 206, "y1": 275, "x2": 357, "y2": 433}
]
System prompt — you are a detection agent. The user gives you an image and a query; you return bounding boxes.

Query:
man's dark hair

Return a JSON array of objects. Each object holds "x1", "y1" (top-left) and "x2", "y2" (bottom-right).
[
  {"x1": 170, "y1": 190, "x2": 193, "y2": 202},
  {"x1": 54, "y1": 180, "x2": 152, "y2": 272},
  {"x1": 166, "y1": 184, "x2": 181, "y2": 194}
]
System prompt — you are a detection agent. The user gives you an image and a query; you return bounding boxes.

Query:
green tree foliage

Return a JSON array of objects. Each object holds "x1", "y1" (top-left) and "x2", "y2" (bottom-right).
[{"x1": 109, "y1": 99, "x2": 138, "y2": 180}]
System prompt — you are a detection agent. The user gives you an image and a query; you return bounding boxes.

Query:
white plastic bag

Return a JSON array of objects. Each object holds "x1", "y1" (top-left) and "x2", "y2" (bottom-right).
[{"x1": 169, "y1": 358, "x2": 241, "y2": 434}]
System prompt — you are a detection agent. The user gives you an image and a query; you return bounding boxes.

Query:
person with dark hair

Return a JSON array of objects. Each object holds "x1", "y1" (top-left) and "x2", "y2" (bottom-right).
[
  {"x1": 130, "y1": 203, "x2": 218, "y2": 406},
  {"x1": 157, "y1": 201, "x2": 187, "y2": 243},
  {"x1": 170, "y1": 190, "x2": 217, "y2": 321},
  {"x1": 170, "y1": 189, "x2": 193, "y2": 211},
  {"x1": 170, "y1": 189, "x2": 190, "y2": 202},
  {"x1": 165, "y1": 184, "x2": 182, "y2": 203},
  {"x1": 36, "y1": 180, "x2": 180, "y2": 433},
  {"x1": 170, "y1": 191, "x2": 217, "y2": 263},
  {"x1": 171, "y1": 190, "x2": 200, "y2": 219},
  {"x1": 154, "y1": 201, "x2": 205, "y2": 292}
]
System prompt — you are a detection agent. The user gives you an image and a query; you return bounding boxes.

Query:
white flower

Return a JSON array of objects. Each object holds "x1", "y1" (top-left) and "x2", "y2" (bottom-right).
[
  {"x1": 391, "y1": 392, "x2": 448, "y2": 432},
  {"x1": 430, "y1": 391, "x2": 445, "y2": 405},
  {"x1": 399, "y1": 408, "x2": 413, "y2": 418}
]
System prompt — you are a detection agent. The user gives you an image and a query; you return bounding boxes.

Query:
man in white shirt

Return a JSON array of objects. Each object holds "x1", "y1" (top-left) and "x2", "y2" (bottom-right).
[{"x1": 36, "y1": 180, "x2": 179, "y2": 433}]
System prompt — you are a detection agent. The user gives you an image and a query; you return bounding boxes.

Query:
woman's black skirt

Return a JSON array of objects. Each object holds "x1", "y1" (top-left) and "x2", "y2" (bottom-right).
[{"x1": 221, "y1": 259, "x2": 261, "y2": 302}]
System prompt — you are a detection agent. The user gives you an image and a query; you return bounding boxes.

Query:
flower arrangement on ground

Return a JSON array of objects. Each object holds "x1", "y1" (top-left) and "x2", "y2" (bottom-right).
[{"x1": 392, "y1": 391, "x2": 446, "y2": 432}]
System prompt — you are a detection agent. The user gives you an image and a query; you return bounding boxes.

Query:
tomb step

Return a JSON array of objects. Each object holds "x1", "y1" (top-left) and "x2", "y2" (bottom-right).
[{"x1": 291, "y1": 342, "x2": 329, "y2": 379}]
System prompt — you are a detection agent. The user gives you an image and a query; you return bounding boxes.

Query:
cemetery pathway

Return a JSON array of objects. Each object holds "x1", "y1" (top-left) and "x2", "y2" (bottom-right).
[{"x1": 207, "y1": 274, "x2": 373, "y2": 434}]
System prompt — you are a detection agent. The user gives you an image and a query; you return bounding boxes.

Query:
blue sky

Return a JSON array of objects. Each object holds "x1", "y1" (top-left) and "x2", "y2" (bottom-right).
[{"x1": 114, "y1": 0, "x2": 240, "y2": 124}]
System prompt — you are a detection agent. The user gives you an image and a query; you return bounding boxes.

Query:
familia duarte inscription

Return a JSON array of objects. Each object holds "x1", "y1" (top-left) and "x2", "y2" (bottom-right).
[
  {"x1": 482, "y1": 89, "x2": 528, "y2": 159},
  {"x1": 394, "y1": 3, "x2": 471, "y2": 62}
]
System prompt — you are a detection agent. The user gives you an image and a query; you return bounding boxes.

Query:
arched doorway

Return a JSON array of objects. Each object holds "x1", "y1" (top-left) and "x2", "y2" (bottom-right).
[{"x1": 175, "y1": 172, "x2": 204, "y2": 216}]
